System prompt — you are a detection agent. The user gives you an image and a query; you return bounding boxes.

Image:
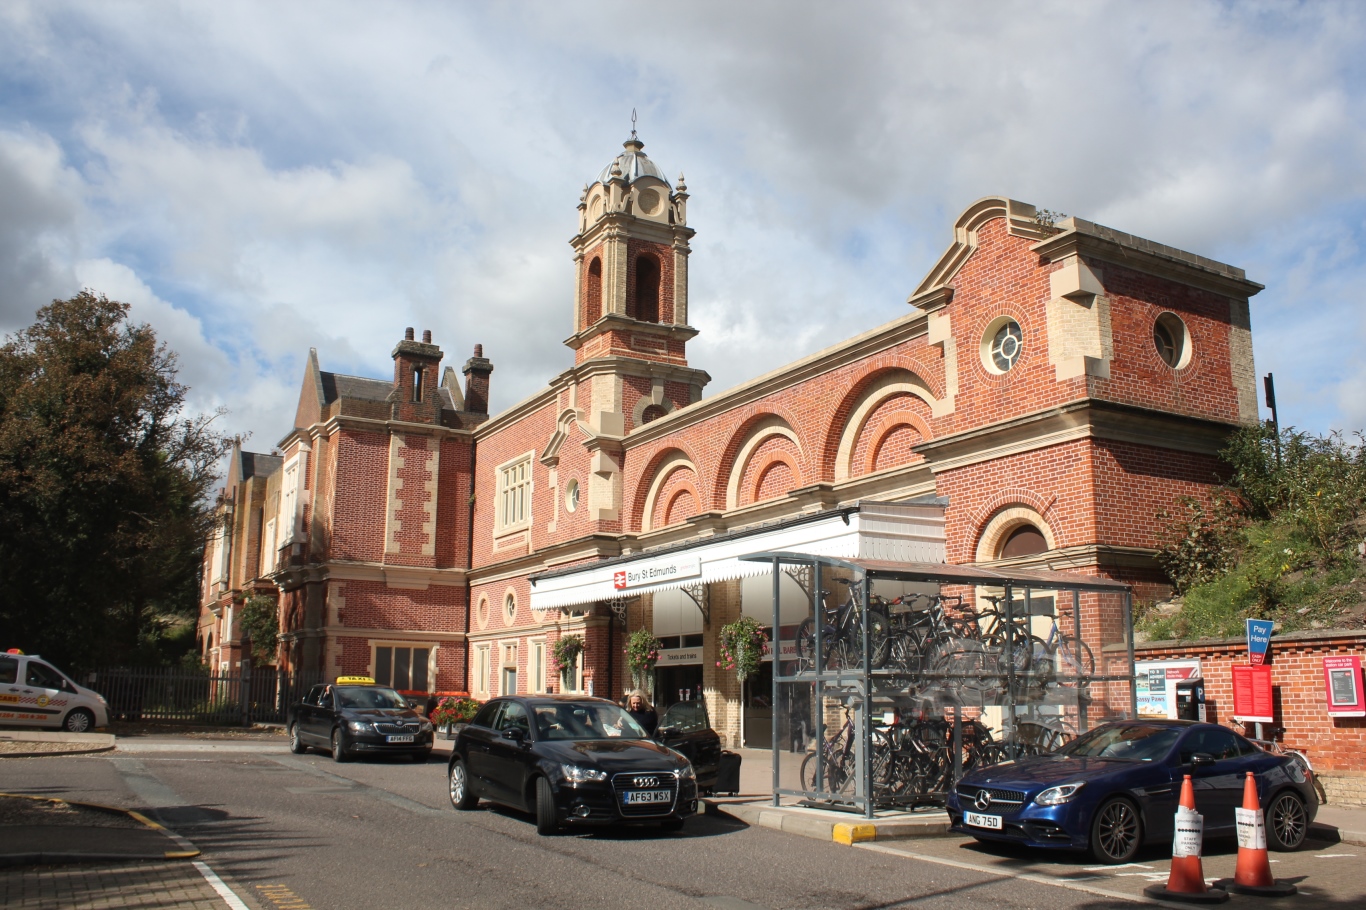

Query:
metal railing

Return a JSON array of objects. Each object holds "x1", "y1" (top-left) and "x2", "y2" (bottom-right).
[{"x1": 82, "y1": 665, "x2": 321, "y2": 725}]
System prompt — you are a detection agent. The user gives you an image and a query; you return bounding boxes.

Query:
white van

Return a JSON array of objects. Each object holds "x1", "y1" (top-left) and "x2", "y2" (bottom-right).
[{"x1": 0, "y1": 651, "x2": 109, "y2": 732}]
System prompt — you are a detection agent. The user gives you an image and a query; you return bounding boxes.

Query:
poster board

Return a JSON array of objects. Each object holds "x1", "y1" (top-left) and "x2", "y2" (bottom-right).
[
  {"x1": 1135, "y1": 659, "x2": 1202, "y2": 718},
  {"x1": 1232, "y1": 664, "x2": 1274, "y2": 723},
  {"x1": 1323, "y1": 655, "x2": 1365, "y2": 718}
]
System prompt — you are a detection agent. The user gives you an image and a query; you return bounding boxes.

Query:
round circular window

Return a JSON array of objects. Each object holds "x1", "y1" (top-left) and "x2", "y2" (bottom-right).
[
  {"x1": 981, "y1": 317, "x2": 1024, "y2": 374},
  {"x1": 475, "y1": 596, "x2": 490, "y2": 630},
  {"x1": 504, "y1": 592, "x2": 517, "y2": 625},
  {"x1": 1153, "y1": 312, "x2": 1191, "y2": 369},
  {"x1": 565, "y1": 479, "x2": 580, "y2": 513}
]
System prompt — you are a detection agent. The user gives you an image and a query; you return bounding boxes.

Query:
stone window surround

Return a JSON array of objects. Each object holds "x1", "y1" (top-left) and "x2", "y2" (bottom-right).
[{"x1": 495, "y1": 451, "x2": 534, "y2": 535}]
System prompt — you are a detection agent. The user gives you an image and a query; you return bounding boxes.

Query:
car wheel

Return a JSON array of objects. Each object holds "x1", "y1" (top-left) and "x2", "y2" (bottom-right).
[
  {"x1": 62, "y1": 708, "x2": 95, "y2": 733},
  {"x1": 1266, "y1": 791, "x2": 1308, "y2": 851},
  {"x1": 288, "y1": 724, "x2": 308, "y2": 754},
  {"x1": 660, "y1": 816, "x2": 685, "y2": 832},
  {"x1": 1090, "y1": 797, "x2": 1142, "y2": 864},
  {"x1": 448, "y1": 760, "x2": 477, "y2": 810},
  {"x1": 534, "y1": 776, "x2": 559, "y2": 835},
  {"x1": 331, "y1": 728, "x2": 351, "y2": 763}
]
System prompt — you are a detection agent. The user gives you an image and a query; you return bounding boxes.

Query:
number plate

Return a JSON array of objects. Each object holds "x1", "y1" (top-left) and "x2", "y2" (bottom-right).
[
  {"x1": 385, "y1": 734, "x2": 415, "y2": 743},
  {"x1": 623, "y1": 789, "x2": 672, "y2": 805},
  {"x1": 965, "y1": 811, "x2": 1002, "y2": 830}
]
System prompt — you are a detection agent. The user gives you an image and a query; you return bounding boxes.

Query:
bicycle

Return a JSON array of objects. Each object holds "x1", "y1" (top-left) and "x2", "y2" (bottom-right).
[
  {"x1": 794, "y1": 579, "x2": 891, "y2": 671},
  {"x1": 1233, "y1": 720, "x2": 1328, "y2": 804},
  {"x1": 1030, "y1": 609, "x2": 1094, "y2": 681}
]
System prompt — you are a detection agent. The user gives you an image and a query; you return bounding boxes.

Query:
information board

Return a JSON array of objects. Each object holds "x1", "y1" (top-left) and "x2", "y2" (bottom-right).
[
  {"x1": 1323, "y1": 655, "x2": 1365, "y2": 717},
  {"x1": 1232, "y1": 664, "x2": 1274, "y2": 723}
]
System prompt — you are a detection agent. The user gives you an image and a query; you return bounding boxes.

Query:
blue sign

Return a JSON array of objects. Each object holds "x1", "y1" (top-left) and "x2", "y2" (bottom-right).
[{"x1": 1246, "y1": 619, "x2": 1274, "y2": 666}]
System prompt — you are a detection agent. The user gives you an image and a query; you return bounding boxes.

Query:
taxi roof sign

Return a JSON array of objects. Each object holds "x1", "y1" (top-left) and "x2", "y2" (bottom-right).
[{"x1": 335, "y1": 676, "x2": 376, "y2": 685}]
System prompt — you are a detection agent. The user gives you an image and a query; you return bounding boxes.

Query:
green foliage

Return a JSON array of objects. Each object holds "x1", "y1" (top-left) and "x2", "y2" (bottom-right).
[
  {"x1": 717, "y1": 616, "x2": 769, "y2": 682},
  {"x1": 1144, "y1": 424, "x2": 1366, "y2": 641},
  {"x1": 238, "y1": 595, "x2": 280, "y2": 665},
  {"x1": 0, "y1": 292, "x2": 231, "y2": 671}
]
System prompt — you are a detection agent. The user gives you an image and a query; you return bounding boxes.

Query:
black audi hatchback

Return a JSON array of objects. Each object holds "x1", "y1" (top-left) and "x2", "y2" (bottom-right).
[{"x1": 447, "y1": 695, "x2": 699, "y2": 834}]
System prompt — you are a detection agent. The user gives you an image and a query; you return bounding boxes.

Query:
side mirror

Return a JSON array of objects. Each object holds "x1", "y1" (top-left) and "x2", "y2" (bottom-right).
[
  {"x1": 502, "y1": 728, "x2": 526, "y2": 743},
  {"x1": 1190, "y1": 752, "x2": 1216, "y2": 768},
  {"x1": 656, "y1": 725, "x2": 677, "y2": 740}
]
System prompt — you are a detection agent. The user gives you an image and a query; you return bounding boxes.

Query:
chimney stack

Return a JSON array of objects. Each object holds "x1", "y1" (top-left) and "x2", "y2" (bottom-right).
[{"x1": 463, "y1": 344, "x2": 493, "y2": 414}]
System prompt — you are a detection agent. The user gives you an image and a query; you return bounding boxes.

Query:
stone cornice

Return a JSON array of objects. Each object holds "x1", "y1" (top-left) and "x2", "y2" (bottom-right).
[
  {"x1": 975, "y1": 544, "x2": 1160, "y2": 574},
  {"x1": 311, "y1": 414, "x2": 476, "y2": 442},
  {"x1": 571, "y1": 211, "x2": 694, "y2": 251},
  {"x1": 475, "y1": 357, "x2": 712, "y2": 439},
  {"x1": 320, "y1": 626, "x2": 467, "y2": 642},
  {"x1": 628, "y1": 309, "x2": 929, "y2": 446},
  {"x1": 562, "y1": 314, "x2": 700, "y2": 352},
  {"x1": 913, "y1": 399, "x2": 1238, "y2": 473},
  {"x1": 275, "y1": 560, "x2": 468, "y2": 591},
  {"x1": 1032, "y1": 220, "x2": 1264, "y2": 299},
  {"x1": 470, "y1": 535, "x2": 629, "y2": 586}
]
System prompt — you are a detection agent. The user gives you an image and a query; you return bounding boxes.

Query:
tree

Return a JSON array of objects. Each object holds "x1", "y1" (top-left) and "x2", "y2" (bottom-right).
[{"x1": 0, "y1": 292, "x2": 231, "y2": 670}]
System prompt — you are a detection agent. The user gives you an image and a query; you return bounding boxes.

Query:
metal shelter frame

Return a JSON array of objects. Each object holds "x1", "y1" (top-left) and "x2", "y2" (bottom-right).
[{"x1": 741, "y1": 552, "x2": 1135, "y2": 819}]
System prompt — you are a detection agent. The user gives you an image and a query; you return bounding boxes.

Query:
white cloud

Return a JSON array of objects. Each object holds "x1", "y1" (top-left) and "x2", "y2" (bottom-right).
[{"x1": 0, "y1": 0, "x2": 1363, "y2": 450}]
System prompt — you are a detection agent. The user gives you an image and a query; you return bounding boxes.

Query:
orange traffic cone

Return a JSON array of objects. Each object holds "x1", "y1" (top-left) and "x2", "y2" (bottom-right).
[
  {"x1": 1143, "y1": 774, "x2": 1229, "y2": 904},
  {"x1": 1227, "y1": 771, "x2": 1297, "y2": 896}
]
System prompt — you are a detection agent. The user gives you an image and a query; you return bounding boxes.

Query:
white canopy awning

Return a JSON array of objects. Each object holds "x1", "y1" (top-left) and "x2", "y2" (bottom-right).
[{"x1": 528, "y1": 500, "x2": 945, "y2": 611}]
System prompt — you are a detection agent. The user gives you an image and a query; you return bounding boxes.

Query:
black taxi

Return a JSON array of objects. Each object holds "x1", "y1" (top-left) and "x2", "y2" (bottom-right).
[{"x1": 288, "y1": 677, "x2": 434, "y2": 762}]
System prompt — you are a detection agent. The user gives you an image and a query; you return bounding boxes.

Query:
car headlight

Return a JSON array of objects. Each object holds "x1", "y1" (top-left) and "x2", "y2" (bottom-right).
[
  {"x1": 419, "y1": 720, "x2": 434, "y2": 732},
  {"x1": 347, "y1": 720, "x2": 373, "y2": 733},
  {"x1": 561, "y1": 763, "x2": 608, "y2": 783},
  {"x1": 1034, "y1": 782, "x2": 1085, "y2": 806},
  {"x1": 676, "y1": 762, "x2": 696, "y2": 781}
]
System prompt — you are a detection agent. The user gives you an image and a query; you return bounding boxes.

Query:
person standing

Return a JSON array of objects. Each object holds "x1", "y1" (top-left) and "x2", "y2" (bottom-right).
[{"x1": 625, "y1": 690, "x2": 658, "y2": 736}]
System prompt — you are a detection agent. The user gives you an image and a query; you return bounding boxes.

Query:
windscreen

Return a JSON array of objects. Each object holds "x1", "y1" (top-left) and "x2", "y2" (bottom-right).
[
  {"x1": 335, "y1": 687, "x2": 410, "y2": 710},
  {"x1": 1059, "y1": 724, "x2": 1180, "y2": 762},
  {"x1": 535, "y1": 703, "x2": 649, "y2": 741}
]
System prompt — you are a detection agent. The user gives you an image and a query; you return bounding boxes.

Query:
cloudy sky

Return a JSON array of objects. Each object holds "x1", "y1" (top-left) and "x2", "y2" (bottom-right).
[{"x1": 2, "y1": 1, "x2": 1364, "y2": 456}]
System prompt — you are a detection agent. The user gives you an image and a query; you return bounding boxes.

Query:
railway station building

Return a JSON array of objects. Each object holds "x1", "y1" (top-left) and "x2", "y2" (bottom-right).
[{"x1": 200, "y1": 132, "x2": 1267, "y2": 750}]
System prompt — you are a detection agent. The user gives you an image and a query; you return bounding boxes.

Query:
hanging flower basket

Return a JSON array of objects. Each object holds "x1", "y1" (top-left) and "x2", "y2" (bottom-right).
[
  {"x1": 551, "y1": 634, "x2": 585, "y2": 671},
  {"x1": 717, "y1": 616, "x2": 769, "y2": 682},
  {"x1": 625, "y1": 628, "x2": 663, "y2": 690}
]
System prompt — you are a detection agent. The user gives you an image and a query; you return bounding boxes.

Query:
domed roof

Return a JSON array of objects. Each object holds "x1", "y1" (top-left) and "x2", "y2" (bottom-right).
[{"x1": 595, "y1": 136, "x2": 670, "y2": 187}]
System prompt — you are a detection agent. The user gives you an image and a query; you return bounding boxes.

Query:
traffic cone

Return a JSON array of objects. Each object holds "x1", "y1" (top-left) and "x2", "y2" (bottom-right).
[
  {"x1": 1227, "y1": 771, "x2": 1297, "y2": 896},
  {"x1": 1143, "y1": 775, "x2": 1229, "y2": 904}
]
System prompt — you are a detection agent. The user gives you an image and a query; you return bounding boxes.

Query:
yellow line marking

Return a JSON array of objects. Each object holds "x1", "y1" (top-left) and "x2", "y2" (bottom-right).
[{"x1": 257, "y1": 883, "x2": 315, "y2": 909}]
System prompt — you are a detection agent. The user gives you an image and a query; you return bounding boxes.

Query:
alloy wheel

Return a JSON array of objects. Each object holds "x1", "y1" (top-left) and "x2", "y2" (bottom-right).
[
  {"x1": 1271, "y1": 793, "x2": 1307, "y2": 849},
  {"x1": 1095, "y1": 800, "x2": 1139, "y2": 862}
]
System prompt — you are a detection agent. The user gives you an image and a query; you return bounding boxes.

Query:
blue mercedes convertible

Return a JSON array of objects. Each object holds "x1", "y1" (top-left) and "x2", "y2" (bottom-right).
[{"x1": 947, "y1": 720, "x2": 1318, "y2": 863}]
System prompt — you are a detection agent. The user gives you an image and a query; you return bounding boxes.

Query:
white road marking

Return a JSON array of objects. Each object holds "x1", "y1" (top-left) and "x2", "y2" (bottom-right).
[
  {"x1": 1084, "y1": 863, "x2": 1153, "y2": 871},
  {"x1": 1314, "y1": 853, "x2": 1357, "y2": 858},
  {"x1": 854, "y1": 842, "x2": 1192, "y2": 907},
  {"x1": 192, "y1": 860, "x2": 252, "y2": 910}
]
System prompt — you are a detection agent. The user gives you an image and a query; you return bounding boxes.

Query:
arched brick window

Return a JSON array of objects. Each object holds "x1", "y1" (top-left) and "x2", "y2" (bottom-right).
[
  {"x1": 584, "y1": 257, "x2": 602, "y2": 326},
  {"x1": 1000, "y1": 524, "x2": 1048, "y2": 558},
  {"x1": 634, "y1": 254, "x2": 660, "y2": 323},
  {"x1": 641, "y1": 404, "x2": 666, "y2": 424}
]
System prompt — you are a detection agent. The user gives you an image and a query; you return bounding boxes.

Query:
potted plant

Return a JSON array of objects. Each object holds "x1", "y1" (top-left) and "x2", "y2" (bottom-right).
[
  {"x1": 625, "y1": 628, "x2": 663, "y2": 693},
  {"x1": 429, "y1": 696, "x2": 481, "y2": 737}
]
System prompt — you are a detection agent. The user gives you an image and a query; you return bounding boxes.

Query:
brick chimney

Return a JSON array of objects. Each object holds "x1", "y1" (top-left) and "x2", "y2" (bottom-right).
[
  {"x1": 462, "y1": 344, "x2": 493, "y2": 414},
  {"x1": 390, "y1": 327, "x2": 443, "y2": 423}
]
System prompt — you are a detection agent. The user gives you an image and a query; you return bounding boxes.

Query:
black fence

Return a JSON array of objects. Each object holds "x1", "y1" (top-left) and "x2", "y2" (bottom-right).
[{"x1": 81, "y1": 666, "x2": 322, "y2": 725}]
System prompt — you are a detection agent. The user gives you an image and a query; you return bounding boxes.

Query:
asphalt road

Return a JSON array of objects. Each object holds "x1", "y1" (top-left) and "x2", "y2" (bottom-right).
[{"x1": 3, "y1": 743, "x2": 1360, "y2": 910}]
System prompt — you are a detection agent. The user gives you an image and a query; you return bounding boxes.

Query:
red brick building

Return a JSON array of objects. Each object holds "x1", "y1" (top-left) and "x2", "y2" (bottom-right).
[{"x1": 205, "y1": 133, "x2": 1345, "y2": 755}]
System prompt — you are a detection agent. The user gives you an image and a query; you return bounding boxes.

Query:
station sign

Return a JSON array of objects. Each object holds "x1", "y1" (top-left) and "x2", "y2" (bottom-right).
[
  {"x1": 612, "y1": 555, "x2": 701, "y2": 591},
  {"x1": 655, "y1": 648, "x2": 703, "y2": 666},
  {"x1": 1323, "y1": 655, "x2": 1365, "y2": 717}
]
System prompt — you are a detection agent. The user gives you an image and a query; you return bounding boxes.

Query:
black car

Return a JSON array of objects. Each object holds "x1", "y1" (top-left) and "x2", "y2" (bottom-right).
[
  {"x1": 947, "y1": 720, "x2": 1320, "y2": 863},
  {"x1": 653, "y1": 699, "x2": 722, "y2": 793},
  {"x1": 447, "y1": 695, "x2": 700, "y2": 834},
  {"x1": 288, "y1": 681, "x2": 435, "y2": 762}
]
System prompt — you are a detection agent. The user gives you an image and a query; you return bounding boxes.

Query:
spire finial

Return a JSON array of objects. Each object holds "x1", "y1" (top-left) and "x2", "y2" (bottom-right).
[{"x1": 630, "y1": 107, "x2": 637, "y2": 140}]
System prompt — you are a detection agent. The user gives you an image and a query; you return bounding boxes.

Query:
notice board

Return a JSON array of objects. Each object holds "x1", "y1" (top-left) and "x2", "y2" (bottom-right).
[
  {"x1": 1232, "y1": 664, "x2": 1274, "y2": 723},
  {"x1": 1323, "y1": 655, "x2": 1365, "y2": 717}
]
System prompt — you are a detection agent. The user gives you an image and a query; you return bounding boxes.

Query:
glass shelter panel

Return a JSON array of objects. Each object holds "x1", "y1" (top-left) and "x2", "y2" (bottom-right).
[{"x1": 748, "y1": 553, "x2": 1135, "y2": 819}]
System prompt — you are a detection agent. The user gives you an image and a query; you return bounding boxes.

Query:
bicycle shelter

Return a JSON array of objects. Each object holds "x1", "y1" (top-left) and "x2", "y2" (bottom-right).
[{"x1": 740, "y1": 552, "x2": 1136, "y2": 819}]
